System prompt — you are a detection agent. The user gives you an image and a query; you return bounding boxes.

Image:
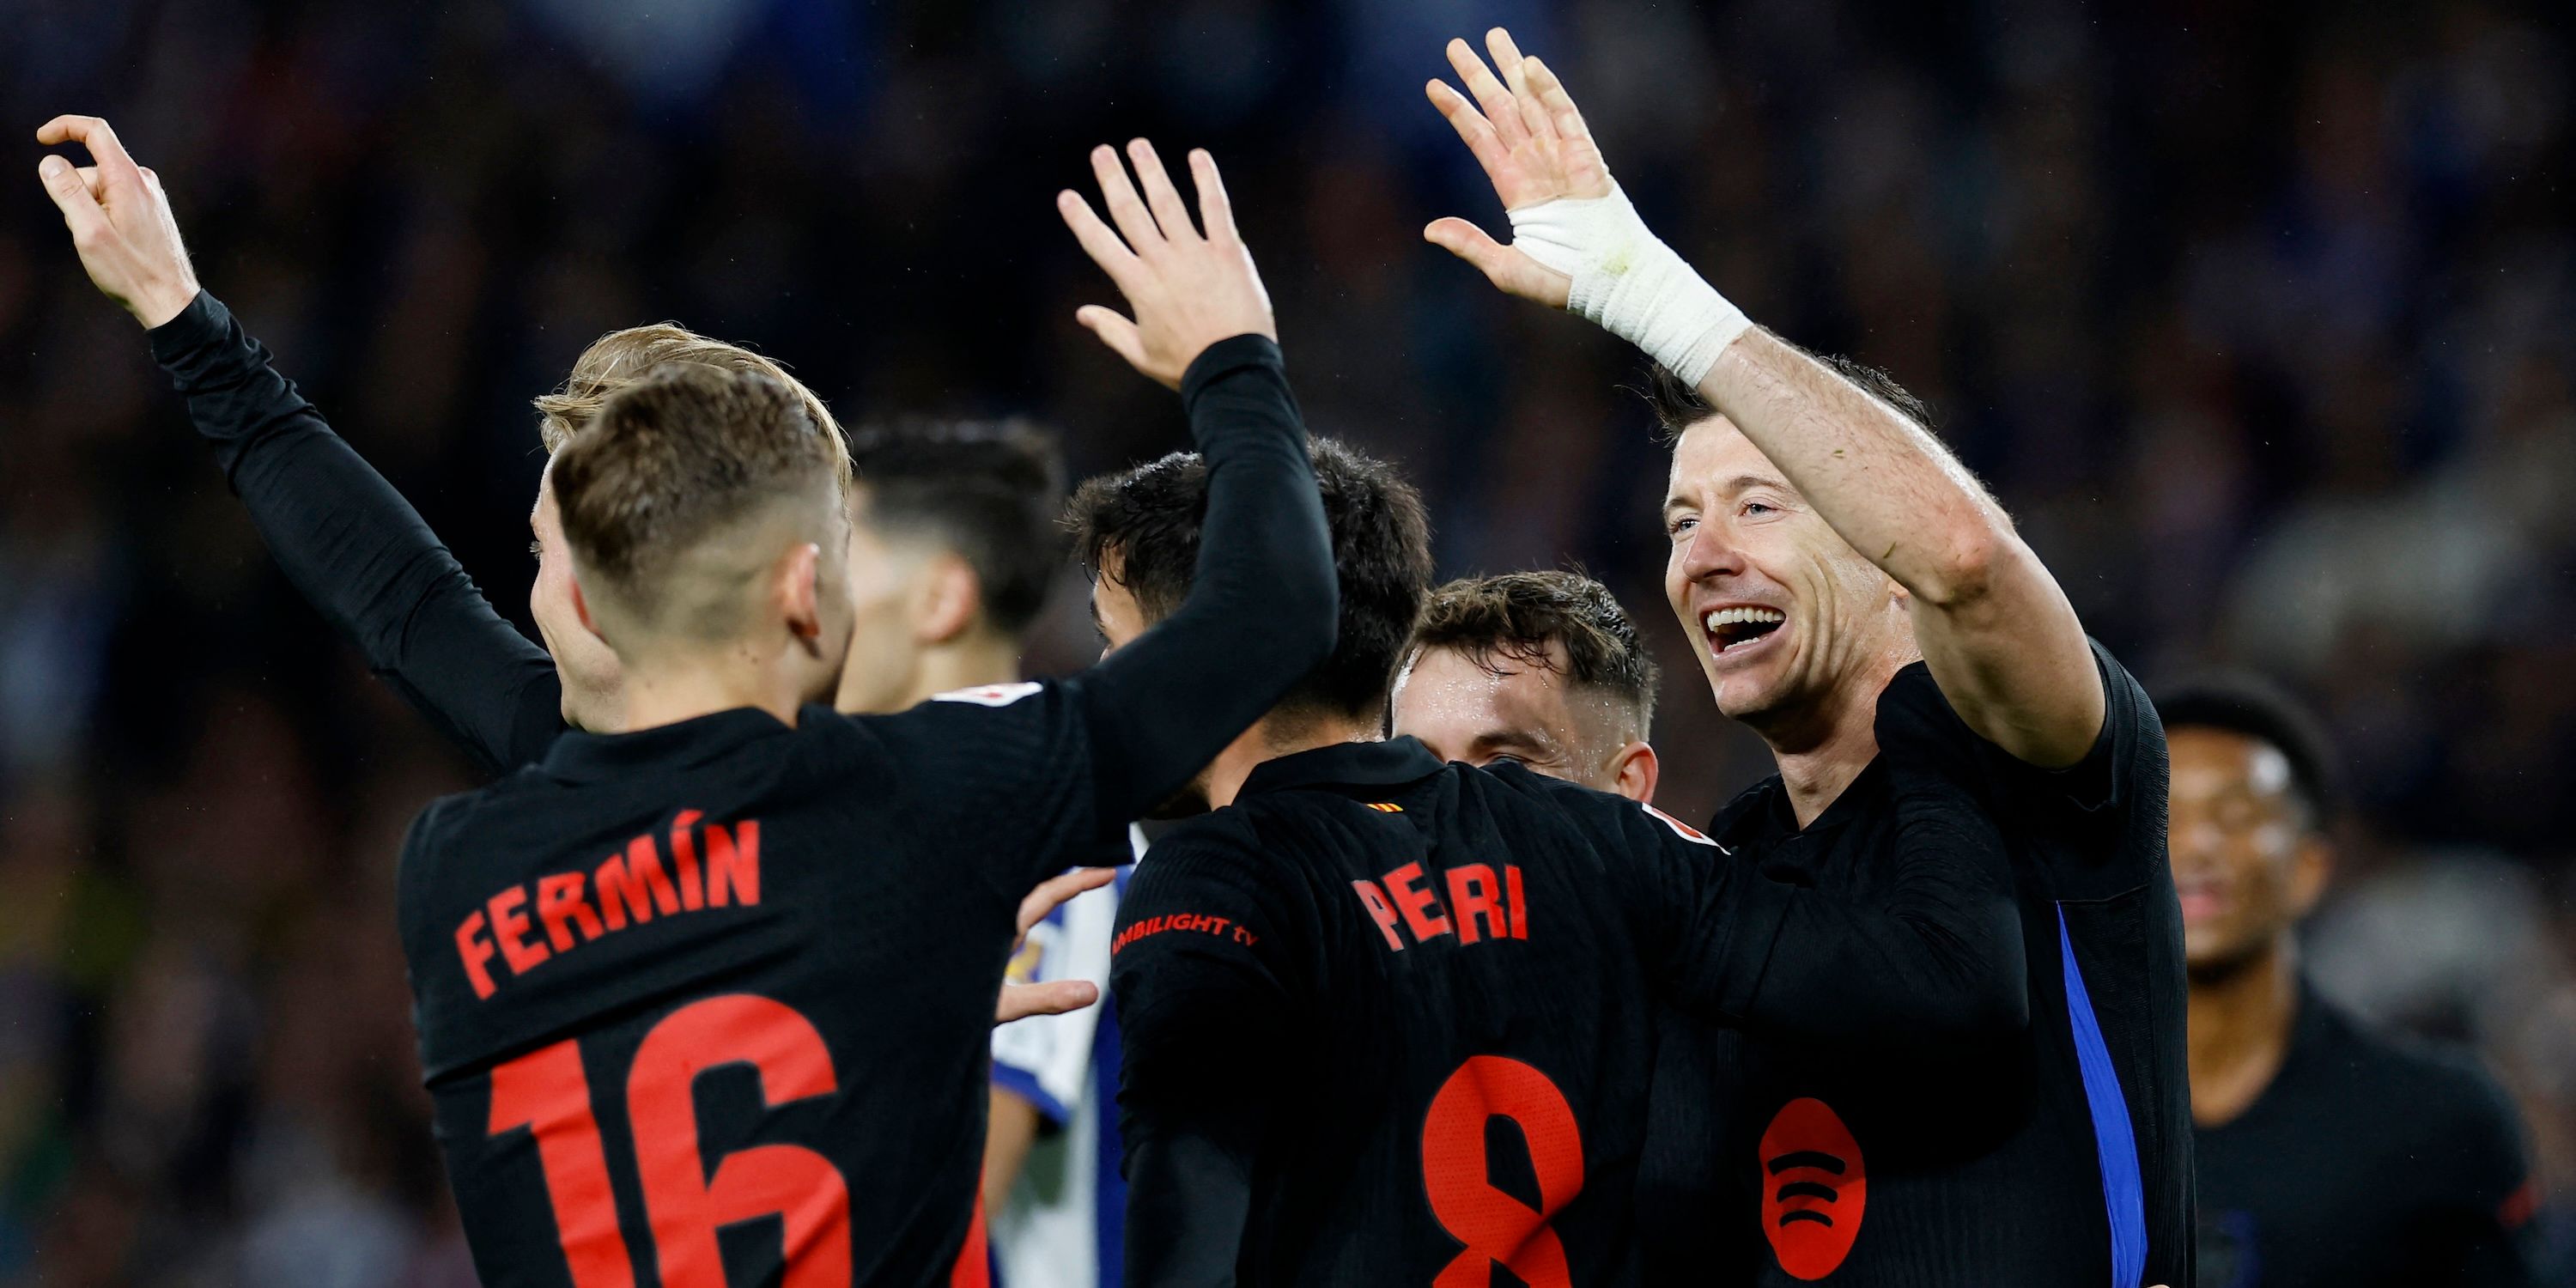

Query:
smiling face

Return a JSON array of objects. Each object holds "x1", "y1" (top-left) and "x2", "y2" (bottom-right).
[
  {"x1": 1661, "y1": 417, "x2": 1916, "y2": 738},
  {"x1": 2167, "y1": 725, "x2": 2329, "y2": 977}
]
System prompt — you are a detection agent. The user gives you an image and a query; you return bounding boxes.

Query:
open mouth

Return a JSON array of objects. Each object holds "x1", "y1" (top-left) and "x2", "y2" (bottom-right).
[{"x1": 1704, "y1": 606, "x2": 1786, "y2": 657}]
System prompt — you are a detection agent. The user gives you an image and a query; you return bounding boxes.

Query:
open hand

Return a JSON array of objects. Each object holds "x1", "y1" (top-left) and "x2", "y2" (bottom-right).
[
  {"x1": 34, "y1": 116, "x2": 199, "y2": 329},
  {"x1": 1422, "y1": 28, "x2": 1613, "y2": 308},
  {"x1": 1059, "y1": 141, "x2": 1274, "y2": 389},
  {"x1": 993, "y1": 866, "x2": 1117, "y2": 1025}
]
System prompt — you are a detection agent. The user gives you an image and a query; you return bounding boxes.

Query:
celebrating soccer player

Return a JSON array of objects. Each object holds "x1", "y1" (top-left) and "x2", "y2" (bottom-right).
[
  {"x1": 34, "y1": 116, "x2": 1125, "y2": 1025},
  {"x1": 1090, "y1": 425, "x2": 2027, "y2": 1280},
  {"x1": 1391, "y1": 570, "x2": 1662, "y2": 801},
  {"x1": 45, "y1": 113, "x2": 1339, "y2": 1285},
  {"x1": 2161, "y1": 675, "x2": 2538, "y2": 1287},
  {"x1": 1426, "y1": 28, "x2": 2190, "y2": 1285}
]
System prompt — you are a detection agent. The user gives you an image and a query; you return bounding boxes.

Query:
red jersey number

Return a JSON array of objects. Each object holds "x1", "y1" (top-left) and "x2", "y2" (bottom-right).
[
  {"x1": 1419, "y1": 1055, "x2": 1586, "y2": 1288},
  {"x1": 486, "y1": 994, "x2": 858, "y2": 1286}
]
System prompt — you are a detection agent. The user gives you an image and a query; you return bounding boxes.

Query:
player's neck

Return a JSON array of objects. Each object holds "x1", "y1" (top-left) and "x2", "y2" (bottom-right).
[
  {"x1": 2185, "y1": 935, "x2": 2301, "y2": 1127},
  {"x1": 1762, "y1": 689, "x2": 1884, "y2": 829},
  {"x1": 1202, "y1": 713, "x2": 1383, "y2": 810},
  {"x1": 1755, "y1": 645, "x2": 1911, "y2": 828},
  {"x1": 617, "y1": 657, "x2": 807, "y2": 732},
  {"x1": 900, "y1": 630, "x2": 1023, "y2": 708}
]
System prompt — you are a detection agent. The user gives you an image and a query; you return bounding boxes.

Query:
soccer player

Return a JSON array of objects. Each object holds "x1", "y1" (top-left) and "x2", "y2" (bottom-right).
[
  {"x1": 2160, "y1": 676, "x2": 2538, "y2": 1287},
  {"x1": 1086, "y1": 435, "x2": 2026, "y2": 1283},
  {"x1": 1388, "y1": 570, "x2": 1661, "y2": 802},
  {"x1": 825, "y1": 420, "x2": 1141, "y2": 1285},
  {"x1": 33, "y1": 118, "x2": 1103, "y2": 1025},
  {"x1": 49, "y1": 115, "x2": 1340, "y2": 1284},
  {"x1": 1425, "y1": 30, "x2": 2190, "y2": 1285}
]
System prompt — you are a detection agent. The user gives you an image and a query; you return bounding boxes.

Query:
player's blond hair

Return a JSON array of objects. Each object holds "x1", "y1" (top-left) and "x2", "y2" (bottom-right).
[{"x1": 536, "y1": 323, "x2": 853, "y2": 494}]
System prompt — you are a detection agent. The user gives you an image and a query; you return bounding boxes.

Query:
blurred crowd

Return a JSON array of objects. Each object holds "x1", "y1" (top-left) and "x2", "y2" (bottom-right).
[{"x1": 0, "y1": 0, "x2": 2570, "y2": 1283}]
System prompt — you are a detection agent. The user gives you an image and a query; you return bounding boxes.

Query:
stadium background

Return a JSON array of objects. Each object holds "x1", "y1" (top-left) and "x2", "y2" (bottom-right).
[{"x1": 0, "y1": 0, "x2": 2571, "y2": 1282}]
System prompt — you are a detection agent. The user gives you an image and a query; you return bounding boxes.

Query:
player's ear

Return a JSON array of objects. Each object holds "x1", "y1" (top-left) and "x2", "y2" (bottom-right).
[
  {"x1": 2286, "y1": 831, "x2": 2331, "y2": 918},
  {"x1": 569, "y1": 579, "x2": 607, "y2": 643},
  {"x1": 912, "y1": 551, "x2": 984, "y2": 646},
  {"x1": 1607, "y1": 740, "x2": 1660, "y2": 804},
  {"x1": 779, "y1": 541, "x2": 825, "y2": 650}
]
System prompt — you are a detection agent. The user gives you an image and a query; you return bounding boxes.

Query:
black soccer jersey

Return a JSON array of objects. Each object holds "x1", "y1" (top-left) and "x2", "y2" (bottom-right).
[
  {"x1": 403, "y1": 695, "x2": 1139, "y2": 1288},
  {"x1": 380, "y1": 329, "x2": 1337, "y2": 1288},
  {"x1": 1672, "y1": 643, "x2": 2190, "y2": 1287},
  {"x1": 1109, "y1": 733, "x2": 2025, "y2": 1288},
  {"x1": 2195, "y1": 982, "x2": 2537, "y2": 1288}
]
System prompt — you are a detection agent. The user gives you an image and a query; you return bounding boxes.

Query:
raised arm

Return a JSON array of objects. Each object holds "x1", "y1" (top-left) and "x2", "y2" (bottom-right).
[
  {"x1": 1056, "y1": 142, "x2": 1339, "y2": 823},
  {"x1": 37, "y1": 115, "x2": 567, "y2": 775},
  {"x1": 1423, "y1": 33, "x2": 2103, "y2": 768}
]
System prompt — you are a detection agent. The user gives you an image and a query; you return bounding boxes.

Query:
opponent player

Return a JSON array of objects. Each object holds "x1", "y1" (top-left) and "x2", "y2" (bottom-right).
[
  {"x1": 50, "y1": 116, "x2": 1340, "y2": 1284},
  {"x1": 1425, "y1": 30, "x2": 2189, "y2": 1285},
  {"x1": 2161, "y1": 676, "x2": 2537, "y2": 1287},
  {"x1": 1389, "y1": 570, "x2": 1660, "y2": 802},
  {"x1": 1086, "y1": 435, "x2": 2026, "y2": 1283}
]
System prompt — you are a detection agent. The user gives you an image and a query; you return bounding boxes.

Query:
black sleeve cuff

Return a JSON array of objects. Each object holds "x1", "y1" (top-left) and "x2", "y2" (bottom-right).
[
  {"x1": 146, "y1": 289, "x2": 227, "y2": 368},
  {"x1": 1178, "y1": 333, "x2": 1285, "y2": 410}
]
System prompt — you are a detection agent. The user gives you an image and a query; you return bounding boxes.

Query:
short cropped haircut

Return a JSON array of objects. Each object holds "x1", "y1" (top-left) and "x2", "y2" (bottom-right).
[
  {"x1": 847, "y1": 420, "x2": 1067, "y2": 638},
  {"x1": 1635, "y1": 355, "x2": 1936, "y2": 443},
  {"x1": 2154, "y1": 672, "x2": 2343, "y2": 829},
  {"x1": 1409, "y1": 570, "x2": 1661, "y2": 740},
  {"x1": 1066, "y1": 436, "x2": 1433, "y2": 725},
  {"x1": 536, "y1": 323, "x2": 854, "y2": 493},
  {"x1": 550, "y1": 364, "x2": 844, "y2": 638}
]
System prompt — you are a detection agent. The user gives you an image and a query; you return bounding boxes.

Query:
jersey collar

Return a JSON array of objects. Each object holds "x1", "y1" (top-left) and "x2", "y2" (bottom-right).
[
  {"x1": 541, "y1": 706, "x2": 798, "y2": 782},
  {"x1": 1238, "y1": 737, "x2": 1447, "y2": 797}
]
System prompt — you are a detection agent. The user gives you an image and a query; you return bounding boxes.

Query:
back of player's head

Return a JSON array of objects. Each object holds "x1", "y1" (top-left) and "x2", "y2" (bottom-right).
[
  {"x1": 1067, "y1": 435, "x2": 1433, "y2": 726},
  {"x1": 1407, "y1": 569, "x2": 1661, "y2": 743},
  {"x1": 2154, "y1": 672, "x2": 2342, "y2": 832},
  {"x1": 847, "y1": 419, "x2": 1067, "y2": 639},
  {"x1": 550, "y1": 364, "x2": 847, "y2": 650},
  {"x1": 537, "y1": 323, "x2": 854, "y2": 495}
]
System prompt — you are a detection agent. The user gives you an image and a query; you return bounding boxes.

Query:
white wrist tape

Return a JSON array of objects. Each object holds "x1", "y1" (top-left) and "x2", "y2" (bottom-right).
[{"x1": 1507, "y1": 183, "x2": 1752, "y2": 384}]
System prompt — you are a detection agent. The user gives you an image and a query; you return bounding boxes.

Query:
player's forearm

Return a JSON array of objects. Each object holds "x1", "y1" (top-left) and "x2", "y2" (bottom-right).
[
  {"x1": 1696, "y1": 329, "x2": 2016, "y2": 609},
  {"x1": 1081, "y1": 335, "x2": 1336, "y2": 821},
  {"x1": 980, "y1": 1088, "x2": 1042, "y2": 1205},
  {"x1": 1701, "y1": 329, "x2": 2110, "y2": 763},
  {"x1": 1121, "y1": 1133, "x2": 1254, "y2": 1288},
  {"x1": 1695, "y1": 817, "x2": 2025, "y2": 1044},
  {"x1": 150, "y1": 293, "x2": 563, "y2": 774}
]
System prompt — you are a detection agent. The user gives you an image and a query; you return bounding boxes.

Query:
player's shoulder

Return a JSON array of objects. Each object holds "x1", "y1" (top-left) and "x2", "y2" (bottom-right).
[
  {"x1": 2310, "y1": 993, "x2": 2519, "y2": 1125},
  {"x1": 1128, "y1": 810, "x2": 1273, "y2": 891},
  {"x1": 403, "y1": 765, "x2": 553, "y2": 853},
  {"x1": 1476, "y1": 761, "x2": 1727, "y2": 851}
]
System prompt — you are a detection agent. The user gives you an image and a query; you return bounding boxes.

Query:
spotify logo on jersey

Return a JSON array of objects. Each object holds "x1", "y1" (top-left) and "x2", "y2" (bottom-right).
[{"x1": 1759, "y1": 1097, "x2": 1866, "y2": 1279}]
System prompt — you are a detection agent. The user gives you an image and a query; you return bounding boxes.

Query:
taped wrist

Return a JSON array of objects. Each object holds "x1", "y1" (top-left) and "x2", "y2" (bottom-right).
[{"x1": 1507, "y1": 183, "x2": 1752, "y2": 384}]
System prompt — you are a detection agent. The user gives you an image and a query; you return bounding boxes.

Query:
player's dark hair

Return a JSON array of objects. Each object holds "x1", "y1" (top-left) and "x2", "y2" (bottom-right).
[
  {"x1": 551, "y1": 364, "x2": 842, "y2": 629},
  {"x1": 2154, "y1": 672, "x2": 2343, "y2": 829},
  {"x1": 1067, "y1": 436, "x2": 1433, "y2": 726},
  {"x1": 1633, "y1": 355, "x2": 1936, "y2": 443},
  {"x1": 848, "y1": 419, "x2": 1066, "y2": 638},
  {"x1": 1408, "y1": 570, "x2": 1660, "y2": 739}
]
